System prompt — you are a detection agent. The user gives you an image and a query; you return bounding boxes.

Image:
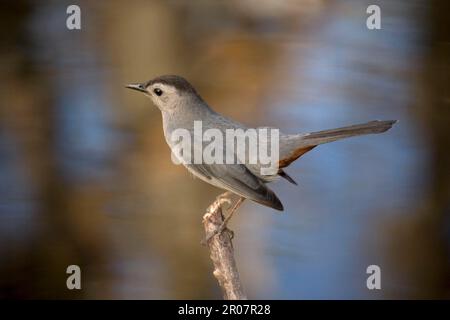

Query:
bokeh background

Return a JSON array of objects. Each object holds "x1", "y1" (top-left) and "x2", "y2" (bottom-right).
[{"x1": 0, "y1": 0, "x2": 449, "y2": 299}]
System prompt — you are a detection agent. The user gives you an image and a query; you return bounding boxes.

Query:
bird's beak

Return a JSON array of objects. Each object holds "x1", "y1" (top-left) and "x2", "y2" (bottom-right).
[{"x1": 126, "y1": 83, "x2": 147, "y2": 93}]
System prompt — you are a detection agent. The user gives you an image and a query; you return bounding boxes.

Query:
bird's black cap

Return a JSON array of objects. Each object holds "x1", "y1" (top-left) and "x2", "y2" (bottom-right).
[{"x1": 145, "y1": 75, "x2": 202, "y2": 98}]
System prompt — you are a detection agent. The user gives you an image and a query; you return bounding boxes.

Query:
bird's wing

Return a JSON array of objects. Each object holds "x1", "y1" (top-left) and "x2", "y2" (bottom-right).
[{"x1": 186, "y1": 163, "x2": 283, "y2": 211}]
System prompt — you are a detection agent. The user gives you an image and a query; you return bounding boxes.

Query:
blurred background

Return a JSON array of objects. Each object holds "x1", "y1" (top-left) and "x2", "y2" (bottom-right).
[{"x1": 0, "y1": 0, "x2": 449, "y2": 299}]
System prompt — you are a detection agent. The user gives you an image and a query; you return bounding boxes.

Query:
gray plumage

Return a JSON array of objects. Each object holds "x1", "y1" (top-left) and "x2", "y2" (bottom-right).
[{"x1": 126, "y1": 75, "x2": 397, "y2": 211}]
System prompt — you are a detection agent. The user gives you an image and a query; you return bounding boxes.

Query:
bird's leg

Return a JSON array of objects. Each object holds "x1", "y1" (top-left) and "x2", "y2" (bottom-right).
[
  {"x1": 218, "y1": 197, "x2": 245, "y2": 234},
  {"x1": 203, "y1": 196, "x2": 245, "y2": 244}
]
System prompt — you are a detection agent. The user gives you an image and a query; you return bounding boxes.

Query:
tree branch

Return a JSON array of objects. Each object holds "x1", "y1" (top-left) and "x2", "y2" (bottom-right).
[{"x1": 202, "y1": 193, "x2": 247, "y2": 300}]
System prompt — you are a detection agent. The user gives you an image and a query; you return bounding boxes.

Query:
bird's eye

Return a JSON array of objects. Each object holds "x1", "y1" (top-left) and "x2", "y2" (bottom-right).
[{"x1": 153, "y1": 88, "x2": 163, "y2": 96}]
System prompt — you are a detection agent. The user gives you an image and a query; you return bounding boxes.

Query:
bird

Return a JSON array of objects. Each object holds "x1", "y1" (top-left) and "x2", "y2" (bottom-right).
[{"x1": 126, "y1": 75, "x2": 396, "y2": 239}]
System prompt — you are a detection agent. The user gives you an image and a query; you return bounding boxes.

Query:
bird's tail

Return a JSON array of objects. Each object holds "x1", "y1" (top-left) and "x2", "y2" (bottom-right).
[
  {"x1": 299, "y1": 120, "x2": 396, "y2": 146},
  {"x1": 279, "y1": 120, "x2": 397, "y2": 168}
]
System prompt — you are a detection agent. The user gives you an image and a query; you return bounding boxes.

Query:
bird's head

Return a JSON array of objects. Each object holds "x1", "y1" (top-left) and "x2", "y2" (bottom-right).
[{"x1": 126, "y1": 75, "x2": 203, "y2": 113}]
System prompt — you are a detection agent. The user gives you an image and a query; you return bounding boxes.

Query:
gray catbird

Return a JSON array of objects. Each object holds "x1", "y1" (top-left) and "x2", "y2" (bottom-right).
[{"x1": 126, "y1": 75, "x2": 396, "y2": 220}]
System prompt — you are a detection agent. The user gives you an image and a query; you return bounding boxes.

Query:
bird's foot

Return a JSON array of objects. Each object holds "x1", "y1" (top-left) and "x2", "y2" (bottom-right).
[
  {"x1": 201, "y1": 195, "x2": 244, "y2": 246},
  {"x1": 201, "y1": 225, "x2": 234, "y2": 246},
  {"x1": 201, "y1": 193, "x2": 233, "y2": 246}
]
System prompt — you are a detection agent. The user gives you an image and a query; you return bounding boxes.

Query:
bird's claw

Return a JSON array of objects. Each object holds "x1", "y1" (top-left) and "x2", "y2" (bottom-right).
[{"x1": 201, "y1": 226, "x2": 234, "y2": 246}]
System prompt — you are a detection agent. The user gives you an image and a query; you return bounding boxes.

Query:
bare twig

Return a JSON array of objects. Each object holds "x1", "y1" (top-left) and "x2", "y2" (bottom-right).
[{"x1": 202, "y1": 192, "x2": 247, "y2": 300}]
